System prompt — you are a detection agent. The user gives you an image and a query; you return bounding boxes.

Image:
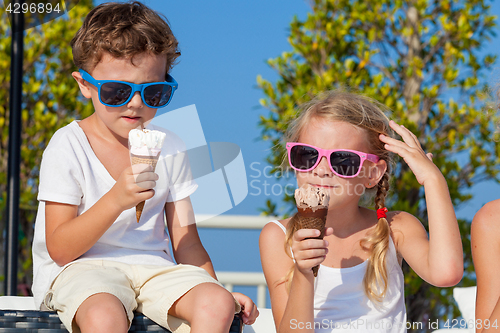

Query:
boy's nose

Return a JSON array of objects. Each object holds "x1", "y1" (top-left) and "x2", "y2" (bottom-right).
[{"x1": 127, "y1": 91, "x2": 144, "y2": 108}]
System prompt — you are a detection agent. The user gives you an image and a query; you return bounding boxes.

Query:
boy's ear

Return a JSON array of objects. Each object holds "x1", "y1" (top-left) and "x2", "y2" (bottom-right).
[
  {"x1": 366, "y1": 159, "x2": 387, "y2": 189},
  {"x1": 72, "y1": 71, "x2": 92, "y2": 99}
]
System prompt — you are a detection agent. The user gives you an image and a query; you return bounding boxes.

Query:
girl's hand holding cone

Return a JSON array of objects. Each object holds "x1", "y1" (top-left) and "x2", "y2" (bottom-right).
[
  {"x1": 290, "y1": 209, "x2": 328, "y2": 276},
  {"x1": 291, "y1": 227, "x2": 334, "y2": 276}
]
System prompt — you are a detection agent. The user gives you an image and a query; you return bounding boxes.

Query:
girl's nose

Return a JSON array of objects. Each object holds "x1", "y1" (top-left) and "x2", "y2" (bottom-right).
[{"x1": 314, "y1": 156, "x2": 333, "y2": 177}]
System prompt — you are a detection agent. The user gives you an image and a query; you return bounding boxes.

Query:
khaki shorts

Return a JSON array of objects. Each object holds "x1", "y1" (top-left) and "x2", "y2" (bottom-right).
[{"x1": 43, "y1": 260, "x2": 240, "y2": 333}]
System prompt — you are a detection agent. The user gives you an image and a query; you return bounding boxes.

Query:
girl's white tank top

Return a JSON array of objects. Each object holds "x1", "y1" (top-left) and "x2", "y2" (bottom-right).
[{"x1": 269, "y1": 220, "x2": 407, "y2": 333}]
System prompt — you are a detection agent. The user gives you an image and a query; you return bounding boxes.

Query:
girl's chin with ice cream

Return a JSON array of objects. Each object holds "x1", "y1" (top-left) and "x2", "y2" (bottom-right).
[{"x1": 295, "y1": 185, "x2": 330, "y2": 211}]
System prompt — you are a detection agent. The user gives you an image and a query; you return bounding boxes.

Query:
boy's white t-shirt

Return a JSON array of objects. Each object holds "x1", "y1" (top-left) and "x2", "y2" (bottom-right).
[{"x1": 32, "y1": 120, "x2": 198, "y2": 308}]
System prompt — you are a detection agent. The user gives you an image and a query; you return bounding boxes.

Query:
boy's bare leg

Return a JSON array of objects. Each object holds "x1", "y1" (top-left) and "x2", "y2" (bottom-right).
[
  {"x1": 74, "y1": 293, "x2": 129, "y2": 333},
  {"x1": 169, "y1": 283, "x2": 235, "y2": 333}
]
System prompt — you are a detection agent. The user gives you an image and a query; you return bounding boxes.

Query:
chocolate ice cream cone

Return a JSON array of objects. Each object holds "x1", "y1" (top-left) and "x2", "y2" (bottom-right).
[
  {"x1": 291, "y1": 207, "x2": 328, "y2": 276},
  {"x1": 293, "y1": 185, "x2": 330, "y2": 277}
]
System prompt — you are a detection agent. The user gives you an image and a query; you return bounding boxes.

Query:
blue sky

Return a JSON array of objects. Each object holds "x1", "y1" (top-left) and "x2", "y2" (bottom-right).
[
  {"x1": 89, "y1": 0, "x2": 500, "y2": 305},
  {"x1": 148, "y1": 0, "x2": 311, "y2": 217}
]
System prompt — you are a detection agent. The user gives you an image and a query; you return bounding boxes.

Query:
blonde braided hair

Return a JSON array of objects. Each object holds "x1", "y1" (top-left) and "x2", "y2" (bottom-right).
[{"x1": 360, "y1": 172, "x2": 391, "y2": 302}]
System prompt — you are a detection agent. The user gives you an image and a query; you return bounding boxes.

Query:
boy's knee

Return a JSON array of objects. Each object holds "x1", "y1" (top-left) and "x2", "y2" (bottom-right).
[
  {"x1": 75, "y1": 293, "x2": 128, "y2": 333},
  {"x1": 213, "y1": 287, "x2": 236, "y2": 313},
  {"x1": 190, "y1": 283, "x2": 235, "y2": 318},
  {"x1": 196, "y1": 284, "x2": 235, "y2": 319}
]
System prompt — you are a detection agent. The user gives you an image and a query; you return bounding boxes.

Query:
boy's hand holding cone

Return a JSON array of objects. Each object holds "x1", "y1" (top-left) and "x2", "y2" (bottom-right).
[
  {"x1": 290, "y1": 185, "x2": 330, "y2": 277},
  {"x1": 128, "y1": 128, "x2": 166, "y2": 222}
]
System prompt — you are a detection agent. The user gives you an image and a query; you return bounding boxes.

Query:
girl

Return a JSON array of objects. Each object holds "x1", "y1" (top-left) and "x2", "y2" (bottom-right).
[
  {"x1": 472, "y1": 199, "x2": 500, "y2": 332},
  {"x1": 471, "y1": 87, "x2": 500, "y2": 332},
  {"x1": 259, "y1": 91, "x2": 463, "y2": 332}
]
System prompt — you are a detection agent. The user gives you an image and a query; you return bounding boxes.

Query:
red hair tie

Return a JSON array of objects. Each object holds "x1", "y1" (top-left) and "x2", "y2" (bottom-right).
[{"x1": 377, "y1": 207, "x2": 388, "y2": 219}]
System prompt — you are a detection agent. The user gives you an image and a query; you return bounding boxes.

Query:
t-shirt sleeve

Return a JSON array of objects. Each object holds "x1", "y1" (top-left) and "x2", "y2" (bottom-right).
[
  {"x1": 37, "y1": 147, "x2": 83, "y2": 205},
  {"x1": 160, "y1": 133, "x2": 197, "y2": 203},
  {"x1": 164, "y1": 151, "x2": 198, "y2": 202}
]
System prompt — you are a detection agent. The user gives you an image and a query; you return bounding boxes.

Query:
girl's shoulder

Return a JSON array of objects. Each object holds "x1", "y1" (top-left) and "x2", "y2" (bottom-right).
[
  {"x1": 474, "y1": 199, "x2": 500, "y2": 221},
  {"x1": 472, "y1": 199, "x2": 500, "y2": 233},
  {"x1": 385, "y1": 210, "x2": 425, "y2": 250},
  {"x1": 259, "y1": 218, "x2": 294, "y2": 257},
  {"x1": 259, "y1": 218, "x2": 295, "y2": 271},
  {"x1": 260, "y1": 218, "x2": 291, "y2": 239},
  {"x1": 386, "y1": 210, "x2": 420, "y2": 227}
]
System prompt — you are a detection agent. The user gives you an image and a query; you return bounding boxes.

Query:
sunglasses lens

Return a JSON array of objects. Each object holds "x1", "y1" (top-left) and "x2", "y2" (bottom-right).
[
  {"x1": 330, "y1": 151, "x2": 361, "y2": 176},
  {"x1": 100, "y1": 82, "x2": 132, "y2": 106},
  {"x1": 290, "y1": 145, "x2": 319, "y2": 171},
  {"x1": 144, "y1": 84, "x2": 172, "y2": 107}
]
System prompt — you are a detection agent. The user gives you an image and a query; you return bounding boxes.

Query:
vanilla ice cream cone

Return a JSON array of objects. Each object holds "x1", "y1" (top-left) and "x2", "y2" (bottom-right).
[
  {"x1": 130, "y1": 153, "x2": 160, "y2": 222},
  {"x1": 129, "y1": 128, "x2": 166, "y2": 223},
  {"x1": 292, "y1": 185, "x2": 330, "y2": 276}
]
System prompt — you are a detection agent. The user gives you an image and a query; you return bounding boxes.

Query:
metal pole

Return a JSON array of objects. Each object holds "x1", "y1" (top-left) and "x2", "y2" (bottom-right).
[{"x1": 4, "y1": 0, "x2": 24, "y2": 296}]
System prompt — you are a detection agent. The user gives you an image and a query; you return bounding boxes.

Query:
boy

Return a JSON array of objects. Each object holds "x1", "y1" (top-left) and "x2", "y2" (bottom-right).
[{"x1": 31, "y1": 2, "x2": 257, "y2": 333}]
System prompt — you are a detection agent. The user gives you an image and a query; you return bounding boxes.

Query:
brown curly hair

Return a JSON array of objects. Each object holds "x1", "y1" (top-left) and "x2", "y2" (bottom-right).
[{"x1": 71, "y1": 1, "x2": 180, "y2": 75}]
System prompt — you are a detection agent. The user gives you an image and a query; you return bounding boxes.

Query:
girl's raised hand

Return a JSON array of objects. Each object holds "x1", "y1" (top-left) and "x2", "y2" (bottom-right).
[
  {"x1": 379, "y1": 120, "x2": 441, "y2": 186},
  {"x1": 291, "y1": 227, "x2": 333, "y2": 276}
]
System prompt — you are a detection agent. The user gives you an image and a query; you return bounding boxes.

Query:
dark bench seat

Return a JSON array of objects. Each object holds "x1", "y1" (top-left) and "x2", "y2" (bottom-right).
[{"x1": 0, "y1": 310, "x2": 243, "y2": 333}]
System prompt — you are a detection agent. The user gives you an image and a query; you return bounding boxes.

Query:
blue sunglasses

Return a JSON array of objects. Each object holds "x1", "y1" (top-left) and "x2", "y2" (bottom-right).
[{"x1": 79, "y1": 69, "x2": 178, "y2": 108}]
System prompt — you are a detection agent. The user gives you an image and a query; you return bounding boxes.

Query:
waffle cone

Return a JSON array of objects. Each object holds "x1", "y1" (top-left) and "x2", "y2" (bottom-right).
[
  {"x1": 291, "y1": 207, "x2": 328, "y2": 277},
  {"x1": 131, "y1": 154, "x2": 160, "y2": 223}
]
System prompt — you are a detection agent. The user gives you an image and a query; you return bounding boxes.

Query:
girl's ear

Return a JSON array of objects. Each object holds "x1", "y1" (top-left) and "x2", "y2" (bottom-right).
[
  {"x1": 366, "y1": 159, "x2": 387, "y2": 189},
  {"x1": 72, "y1": 71, "x2": 92, "y2": 99}
]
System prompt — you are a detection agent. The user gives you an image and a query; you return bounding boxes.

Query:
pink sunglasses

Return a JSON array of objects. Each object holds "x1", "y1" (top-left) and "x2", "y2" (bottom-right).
[{"x1": 286, "y1": 142, "x2": 379, "y2": 178}]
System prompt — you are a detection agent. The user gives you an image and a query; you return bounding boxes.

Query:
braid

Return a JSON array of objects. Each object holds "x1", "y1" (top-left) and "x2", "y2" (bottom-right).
[
  {"x1": 361, "y1": 172, "x2": 391, "y2": 303},
  {"x1": 375, "y1": 173, "x2": 390, "y2": 210},
  {"x1": 277, "y1": 217, "x2": 301, "y2": 293}
]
